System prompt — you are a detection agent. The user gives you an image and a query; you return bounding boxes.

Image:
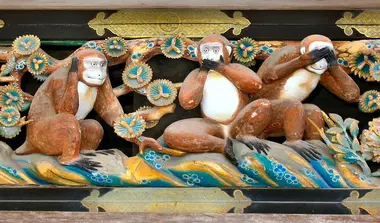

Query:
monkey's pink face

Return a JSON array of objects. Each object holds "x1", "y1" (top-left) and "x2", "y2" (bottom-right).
[
  {"x1": 82, "y1": 57, "x2": 107, "y2": 86},
  {"x1": 196, "y1": 42, "x2": 232, "y2": 63},
  {"x1": 301, "y1": 41, "x2": 334, "y2": 75}
]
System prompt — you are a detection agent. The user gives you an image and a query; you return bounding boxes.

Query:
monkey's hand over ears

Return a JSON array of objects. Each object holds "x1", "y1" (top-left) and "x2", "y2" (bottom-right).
[
  {"x1": 202, "y1": 59, "x2": 222, "y2": 70},
  {"x1": 69, "y1": 57, "x2": 79, "y2": 73},
  {"x1": 307, "y1": 47, "x2": 331, "y2": 64}
]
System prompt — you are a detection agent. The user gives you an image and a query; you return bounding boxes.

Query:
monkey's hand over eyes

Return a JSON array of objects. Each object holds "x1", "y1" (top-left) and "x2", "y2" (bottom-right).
[
  {"x1": 307, "y1": 47, "x2": 331, "y2": 64},
  {"x1": 325, "y1": 49, "x2": 337, "y2": 67},
  {"x1": 201, "y1": 59, "x2": 222, "y2": 70},
  {"x1": 69, "y1": 57, "x2": 79, "y2": 73}
]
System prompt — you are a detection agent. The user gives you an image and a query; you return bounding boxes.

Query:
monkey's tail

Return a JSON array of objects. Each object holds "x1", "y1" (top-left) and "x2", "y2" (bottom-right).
[{"x1": 15, "y1": 141, "x2": 36, "y2": 155}]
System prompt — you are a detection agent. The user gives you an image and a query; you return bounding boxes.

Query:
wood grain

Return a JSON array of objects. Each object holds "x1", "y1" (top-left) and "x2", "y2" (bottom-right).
[
  {"x1": 0, "y1": 212, "x2": 379, "y2": 223},
  {"x1": 0, "y1": 0, "x2": 379, "y2": 10}
]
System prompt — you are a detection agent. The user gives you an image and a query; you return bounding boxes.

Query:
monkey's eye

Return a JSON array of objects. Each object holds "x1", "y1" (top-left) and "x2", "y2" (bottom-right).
[
  {"x1": 203, "y1": 48, "x2": 209, "y2": 53},
  {"x1": 213, "y1": 48, "x2": 220, "y2": 53},
  {"x1": 101, "y1": 63, "x2": 106, "y2": 68},
  {"x1": 91, "y1": 62, "x2": 97, "y2": 66}
]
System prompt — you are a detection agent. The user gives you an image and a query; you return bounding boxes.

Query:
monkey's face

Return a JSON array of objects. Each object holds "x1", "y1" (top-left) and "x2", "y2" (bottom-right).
[
  {"x1": 197, "y1": 42, "x2": 231, "y2": 64},
  {"x1": 301, "y1": 41, "x2": 334, "y2": 75},
  {"x1": 80, "y1": 57, "x2": 107, "y2": 87}
]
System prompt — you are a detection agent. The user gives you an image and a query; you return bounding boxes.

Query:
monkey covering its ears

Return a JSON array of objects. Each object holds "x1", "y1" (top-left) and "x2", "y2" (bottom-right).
[{"x1": 15, "y1": 49, "x2": 124, "y2": 164}]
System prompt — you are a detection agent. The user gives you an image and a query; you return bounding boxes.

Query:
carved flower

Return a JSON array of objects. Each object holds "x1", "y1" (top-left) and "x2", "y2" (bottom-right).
[
  {"x1": 233, "y1": 37, "x2": 259, "y2": 63},
  {"x1": 349, "y1": 50, "x2": 379, "y2": 80},
  {"x1": 359, "y1": 90, "x2": 379, "y2": 113},
  {"x1": 146, "y1": 79, "x2": 177, "y2": 106},
  {"x1": 103, "y1": 37, "x2": 128, "y2": 58},
  {"x1": 0, "y1": 85, "x2": 24, "y2": 110},
  {"x1": 12, "y1": 35, "x2": 41, "y2": 55},
  {"x1": 161, "y1": 37, "x2": 185, "y2": 59},
  {"x1": 0, "y1": 126, "x2": 21, "y2": 139},
  {"x1": 114, "y1": 113, "x2": 146, "y2": 139},
  {"x1": 26, "y1": 52, "x2": 48, "y2": 75},
  {"x1": 122, "y1": 62, "x2": 152, "y2": 89},
  {"x1": 0, "y1": 106, "x2": 20, "y2": 127},
  {"x1": 360, "y1": 118, "x2": 380, "y2": 163}
]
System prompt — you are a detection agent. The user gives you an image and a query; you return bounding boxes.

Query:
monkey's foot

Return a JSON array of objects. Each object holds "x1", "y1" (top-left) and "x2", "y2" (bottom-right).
[
  {"x1": 224, "y1": 136, "x2": 271, "y2": 166},
  {"x1": 59, "y1": 154, "x2": 102, "y2": 172},
  {"x1": 68, "y1": 157, "x2": 102, "y2": 172},
  {"x1": 236, "y1": 136, "x2": 271, "y2": 155},
  {"x1": 283, "y1": 140, "x2": 322, "y2": 162}
]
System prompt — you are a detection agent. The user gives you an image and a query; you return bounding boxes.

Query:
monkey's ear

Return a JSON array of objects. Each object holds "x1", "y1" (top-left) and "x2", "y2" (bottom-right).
[
  {"x1": 300, "y1": 46, "x2": 306, "y2": 54},
  {"x1": 226, "y1": 45, "x2": 232, "y2": 56}
]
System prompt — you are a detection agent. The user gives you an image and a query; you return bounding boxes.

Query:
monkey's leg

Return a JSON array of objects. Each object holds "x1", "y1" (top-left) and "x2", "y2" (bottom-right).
[
  {"x1": 163, "y1": 118, "x2": 225, "y2": 153},
  {"x1": 79, "y1": 119, "x2": 104, "y2": 151},
  {"x1": 282, "y1": 100, "x2": 306, "y2": 141},
  {"x1": 277, "y1": 101, "x2": 322, "y2": 162},
  {"x1": 229, "y1": 99, "x2": 272, "y2": 138},
  {"x1": 303, "y1": 104, "x2": 323, "y2": 140},
  {"x1": 27, "y1": 113, "x2": 81, "y2": 164}
]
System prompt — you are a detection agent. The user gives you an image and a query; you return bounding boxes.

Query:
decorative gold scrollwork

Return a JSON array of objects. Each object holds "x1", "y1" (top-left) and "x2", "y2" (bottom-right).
[
  {"x1": 88, "y1": 10, "x2": 250, "y2": 38},
  {"x1": 81, "y1": 188, "x2": 252, "y2": 213},
  {"x1": 336, "y1": 11, "x2": 380, "y2": 38}
]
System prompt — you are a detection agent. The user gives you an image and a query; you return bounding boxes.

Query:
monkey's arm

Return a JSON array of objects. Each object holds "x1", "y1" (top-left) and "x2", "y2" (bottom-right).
[
  {"x1": 257, "y1": 46, "x2": 315, "y2": 84},
  {"x1": 320, "y1": 65, "x2": 360, "y2": 103},
  {"x1": 94, "y1": 76, "x2": 124, "y2": 126},
  {"x1": 217, "y1": 63, "x2": 262, "y2": 94},
  {"x1": 57, "y1": 58, "x2": 79, "y2": 114},
  {"x1": 178, "y1": 68, "x2": 208, "y2": 110}
]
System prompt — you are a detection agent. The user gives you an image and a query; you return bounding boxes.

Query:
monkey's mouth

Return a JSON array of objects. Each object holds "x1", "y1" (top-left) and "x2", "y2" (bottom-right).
[
  {"x1": 87, "y1": 76, "x2": 105, "y2": 81},
  {"x1": 310, "y1": 65, "x2": 327, "y2": 70}
]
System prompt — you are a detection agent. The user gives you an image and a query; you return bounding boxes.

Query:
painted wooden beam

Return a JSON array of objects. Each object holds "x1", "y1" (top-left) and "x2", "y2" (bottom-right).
[
  {"x1": 0, "y1": 0, "x2": 379, "y2": 10},
  {"x1": 0, "y1": 212, "x2": 379, "y2": 223}
]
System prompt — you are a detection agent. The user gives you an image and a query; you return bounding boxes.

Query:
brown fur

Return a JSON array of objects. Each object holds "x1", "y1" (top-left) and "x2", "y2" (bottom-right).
[{"x1": 16, "y1": 49, "x2": 124, "y2": 164}]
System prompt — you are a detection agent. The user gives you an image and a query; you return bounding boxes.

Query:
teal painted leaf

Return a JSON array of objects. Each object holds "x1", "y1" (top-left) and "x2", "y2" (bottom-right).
[
  {"x1": 352, "y1": 138, "x2": 360, "y2": 152},
  {"x1": 349, "y1": 121, "x2": 359, "y2": 138},
  {"x1": 335, "y1": 152, "x2": 360, "y2": 164},
  {"x1": 329, "y1": 113, "x2": 344, "y2": 127},
  {"x1": 336, "y1": 133, "x2": 350, "y2": 148},
  {"x1": 326, "y1": 127, "x2": 343, "y2": 135},
  {"x1": 330, "y1": 143, "x2": 351, "y2": 154}
]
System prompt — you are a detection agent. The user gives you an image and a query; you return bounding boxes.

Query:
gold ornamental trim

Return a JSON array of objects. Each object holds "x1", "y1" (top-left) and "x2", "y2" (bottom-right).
[
  {"x1": 81, "y1": 188, "x2": 252, "y2": 213},
  {"x1": 342, "y1": 190, "x2": 380, "y2": 215},
  {"x1": 88, "y1": 10, "x2": 250, "y2": 38},
  {"x1": 0, "y1": 20, "x2": 4, "y2": 29},
  {"x1": 336, "y1": 11, "x2": 380, "y2": 38}
]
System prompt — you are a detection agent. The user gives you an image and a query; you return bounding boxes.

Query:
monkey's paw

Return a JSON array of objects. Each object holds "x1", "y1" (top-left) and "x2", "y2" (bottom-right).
[
  {"x1": 201, "y1": 59, "x2": 221, "y2": 70},
  {"x1": 67, "y1": 157, "x2": 103, "y2": 172}
]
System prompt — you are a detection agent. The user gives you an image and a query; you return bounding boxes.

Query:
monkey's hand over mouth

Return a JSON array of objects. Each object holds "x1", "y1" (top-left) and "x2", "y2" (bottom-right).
[{"x1": 201, "y1": 59, "x2": 222, "y2": 71}]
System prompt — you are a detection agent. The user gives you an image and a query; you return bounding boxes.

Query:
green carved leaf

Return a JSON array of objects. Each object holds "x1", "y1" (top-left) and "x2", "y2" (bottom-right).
[
  {"x1": 336, "y1": 133, "x2": 350, "y2": 148},
  {"x1": 349, "y1": 121, "x2": 359, "y2": 138},
  {"x1": 326, "y1": 127, "x2": 343, "y2": 135},
  {"x1": 329, "y1": 113, "x2": 344, "y2": 127},
  {"x1": 330, "y1": 143, "x2": 351, "y2": 154}
]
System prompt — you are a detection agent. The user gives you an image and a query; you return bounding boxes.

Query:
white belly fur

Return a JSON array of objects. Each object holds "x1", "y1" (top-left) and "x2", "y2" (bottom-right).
[
  {"x1": 201, "y1": 70, "x2": 240, "y2": 123},
  {"x1": 75, "y1": 81, "x2": 98, "y2": 120},
  {"x1": 280, "y1": 69, "x2": 321, "y2": 101}
]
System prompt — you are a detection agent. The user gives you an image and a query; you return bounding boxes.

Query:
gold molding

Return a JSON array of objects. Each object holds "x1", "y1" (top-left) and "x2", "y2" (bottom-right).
[
  {"x1": 342, "y1": 190, "x2": 380, "y2": 215},
  {"x1": 0, "y1": 20, "x2": 4, "y2": 29},
  {"x1": 88, "y1": 10, "x2": 250, "y2": 38},
  {"x1": 336, "y1": 11, "x2": 380, "y2": 38},
  {"x1": 81, "y1": 188, "x2": 252, "y2": 213}
]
